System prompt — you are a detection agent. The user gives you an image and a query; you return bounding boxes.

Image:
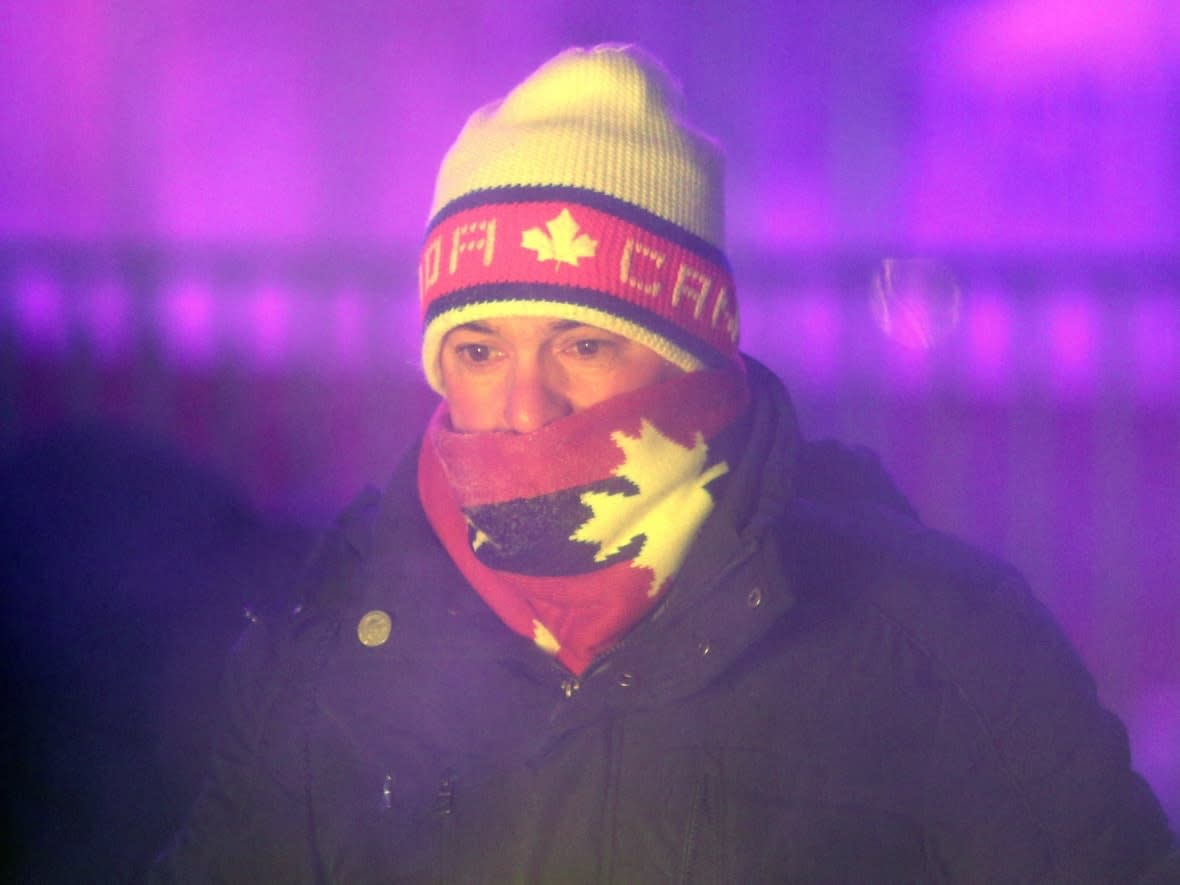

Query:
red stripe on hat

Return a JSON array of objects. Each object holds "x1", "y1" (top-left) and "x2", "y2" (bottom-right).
[{"x1": 418, "y1": 201, "x2": 739, "y2": 358}]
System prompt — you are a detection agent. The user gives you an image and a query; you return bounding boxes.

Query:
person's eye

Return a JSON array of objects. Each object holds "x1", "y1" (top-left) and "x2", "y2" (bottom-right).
[
  {"x1": 563, "y1": 338, "x2": 616, "y2": 361},
  {"x1": 454, "y1": 342, "x2": 496, "y2": 364}
]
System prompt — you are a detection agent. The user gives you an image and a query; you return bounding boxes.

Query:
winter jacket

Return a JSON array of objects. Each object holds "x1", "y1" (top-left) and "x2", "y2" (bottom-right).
[{"x1": 151, "y1": 360, "x2": 1179, "y2": 883}]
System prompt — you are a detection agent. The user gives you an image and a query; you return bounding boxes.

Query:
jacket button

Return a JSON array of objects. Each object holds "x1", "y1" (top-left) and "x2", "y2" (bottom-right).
[
  {"x1": 697, "y1": 638, "x2": 712, "y2": 657},
  {"x1": 616, "y1": 672, "x2": 635, "y2": 688},
  {"x1": 357, "y1": 610, "x2": 393, "y2": 647},
  {"x1": 746, "y1": 587, "x2": 764, "y2": 609}
]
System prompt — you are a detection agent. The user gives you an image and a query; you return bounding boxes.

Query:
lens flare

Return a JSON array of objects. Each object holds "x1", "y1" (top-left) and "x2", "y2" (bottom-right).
[{"x1": 869, "y1": 258, "x2": 962, "y2": 351}]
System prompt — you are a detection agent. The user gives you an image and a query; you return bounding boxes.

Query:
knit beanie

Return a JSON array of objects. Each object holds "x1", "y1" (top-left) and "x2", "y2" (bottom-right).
[{"x1": 418, "y1": 44, "x2": 741, "y2": 393}]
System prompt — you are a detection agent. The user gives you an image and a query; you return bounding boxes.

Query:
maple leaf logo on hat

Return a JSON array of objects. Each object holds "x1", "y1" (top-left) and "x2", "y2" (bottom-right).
[{"x1": 522, "y1": 208, "x2": 598, "y2": 268}]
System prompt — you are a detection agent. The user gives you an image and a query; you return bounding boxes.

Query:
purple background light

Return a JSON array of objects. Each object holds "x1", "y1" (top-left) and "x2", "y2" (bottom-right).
[
  {"x1": 243, "y1": 285, "x2": 291, "y2": 370},
  {"x1": 159, "y1": 280, "x2": 217, "y2": 368},
  {"x1": 793, "y1": 294, "x2": 842, "y2": 384},
  {"x1": 1131, "y1": 295, "x2": 1179, "y2": 399},
  {"x1": 82, "y1": 279, "x2": 133, "y2": 364},
  {"x1": 1, "y1": 0, "x2": 1177, "y2": 833},
  {"x1": 963, "y1": 291, "x2": 1013, "y2": 394},
  {"x1": 329, "y1": 289, "x2": 369, "y2": 373},
  {"x1": 13, "y1": 272, "x2": 69, "y2": 356},
  {"x1": 1045, "y1": 296, "x2": 1099, "y2": 398}
]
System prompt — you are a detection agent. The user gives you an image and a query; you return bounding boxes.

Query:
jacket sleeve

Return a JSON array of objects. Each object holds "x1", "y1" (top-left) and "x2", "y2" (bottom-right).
[
  {"x1": 146, "y1": 614, "x2": 325, "y2": 884},
  {"x1": 147, "y1": 487, "x2": 381, "y2": 884},
  {"x1": 911, "y1": 571, "x2": 1179, "y2": 883},
  {"x1": 789, "y1": 447, "x2": 1176, "y2": 882}
]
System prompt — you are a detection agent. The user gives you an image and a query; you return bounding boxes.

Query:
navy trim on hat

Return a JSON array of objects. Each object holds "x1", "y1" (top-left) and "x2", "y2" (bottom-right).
[{"x1": 428, "y1": 185, "x2": 731, "y2": 272}]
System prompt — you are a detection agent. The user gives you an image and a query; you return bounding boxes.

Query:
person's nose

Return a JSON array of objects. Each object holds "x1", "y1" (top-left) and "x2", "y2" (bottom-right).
[{"x1": 504, "y1": 357, "x2": 569, "y2": 433}]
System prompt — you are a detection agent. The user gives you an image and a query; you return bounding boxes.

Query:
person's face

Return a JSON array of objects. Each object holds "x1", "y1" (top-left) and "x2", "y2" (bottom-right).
[{"x1": 439, "y1": 316, "x2": 680, "y2": 433}]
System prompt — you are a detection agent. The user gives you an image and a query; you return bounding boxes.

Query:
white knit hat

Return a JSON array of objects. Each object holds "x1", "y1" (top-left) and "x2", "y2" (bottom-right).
[{"x1": 418, "y1": 44, "x2": 740, "y2": 393}]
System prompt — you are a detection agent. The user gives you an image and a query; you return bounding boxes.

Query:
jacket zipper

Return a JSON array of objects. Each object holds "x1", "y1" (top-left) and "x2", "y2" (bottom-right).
[
  {"x1": 679, "y1": 771, "x2": 707, "y2": 885},
  {"x1": 433, "y1": 768, "x2": 456, "y2": 885},
  {"x1": 580, "y1": 534, "x2": 764, "y2": 685}
]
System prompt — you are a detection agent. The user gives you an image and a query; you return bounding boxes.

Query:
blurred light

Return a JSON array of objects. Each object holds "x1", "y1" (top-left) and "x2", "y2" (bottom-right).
[
  {"x1": 160, "y1": 280, "x2": 216, "y2": 368},
  {"x1": 380, "y1": 290, "x2": 422, "y2": 372},
  {"x1": 1045, "y1": 296, "x2": 1099, "y2": 396},
  {"x1": 1130, "y1": 296, "x2": 1178, "y2": 401},
  {"x1": 330, "y1": 290, "x2": 368, "y2": 372},
  {"x1": 82, "y1": 278, "x2": 133, "y2": 362},
  {"x1": 884, "y1": 343, "x2": 931, "y2": 394},
  {"x1": 792, "y1": 292, "x2": 841, "y2": 382},
  {"x1": 869, "y1": 259, "x2": 961, "y2": 351},
  {"x1": 963, "y1": 291, "x2": 1013, "y2": 392},
  {"x1": 246, "y1": 284, "x2": 290, "y2": 370},
  {"x1": 13, "y1": 270, "x2": 68, "y2": 355},
  {"x1": 946, "y1": 0, "x2": 1170, "y2": 85}
]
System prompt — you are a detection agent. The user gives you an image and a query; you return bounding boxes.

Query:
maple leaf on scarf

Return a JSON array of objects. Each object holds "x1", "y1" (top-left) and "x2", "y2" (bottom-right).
[
  {"x1": 521, "y1": 208, "x2": 598, "y2": 268},
  {"x1": 532, "y1": 619, "x2": 561, "y2": 655},
  {"x1": 571, "y1": 420, "x2": 728, "y2": 597}
]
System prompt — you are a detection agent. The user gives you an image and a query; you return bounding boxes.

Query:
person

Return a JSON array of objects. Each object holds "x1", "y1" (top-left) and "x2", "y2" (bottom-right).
[{"x1": 151, "y1": 45, "x2": 1179, "y2": 883}]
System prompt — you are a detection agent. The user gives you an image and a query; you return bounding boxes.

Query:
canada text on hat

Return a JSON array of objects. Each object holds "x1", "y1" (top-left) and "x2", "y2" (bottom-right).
[{"x1": 419, "y1": 45, "x2": 740, "y2": 393}]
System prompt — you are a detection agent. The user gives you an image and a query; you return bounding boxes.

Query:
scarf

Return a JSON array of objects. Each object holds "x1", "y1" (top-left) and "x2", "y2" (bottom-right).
[{"x1": 417, "y1": 369, "x2": 750, "y2": 675}]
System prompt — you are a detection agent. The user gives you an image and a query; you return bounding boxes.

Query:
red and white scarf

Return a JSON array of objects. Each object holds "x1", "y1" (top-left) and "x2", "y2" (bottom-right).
[{"x1": 418, "y1": 369, "x2": 749, "y2": 675}]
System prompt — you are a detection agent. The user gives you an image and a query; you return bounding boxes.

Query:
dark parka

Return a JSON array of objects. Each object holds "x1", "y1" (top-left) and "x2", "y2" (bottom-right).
[{"x1": 152, "y1": 360, "x2": 1179, "y2": 884}]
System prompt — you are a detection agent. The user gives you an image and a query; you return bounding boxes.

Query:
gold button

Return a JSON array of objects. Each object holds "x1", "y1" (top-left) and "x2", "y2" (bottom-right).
[{"x1": 357, "y1": 610, "x2": 392, "y2": 647}]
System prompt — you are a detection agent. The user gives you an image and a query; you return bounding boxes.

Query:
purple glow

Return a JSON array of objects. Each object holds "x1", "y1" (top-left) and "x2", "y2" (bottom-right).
[
  {"x1": 381, "y1": 291, "x2": 422, "y2": 370},
  {"x1": 790, "y1": 293, "x2": 841, "y2": 382},
  {"x1": 330, "y1": 290, "x2": 368, "y2": 372},
  {"x1": 2, "y1": 4, "x2": 1176, "y2": 251},
  {"x1": 963, "y1": 292, "x2": 1013, "y2": 391},
  {"x1": 156, "y1": 19, "x2": 316, "y2": 241},
  {"x1": 13, "y1": 271, "x2": 68, "y2": 355},
  {"x1": 1045, "y1": 297, "x2": 1099, "y2": 396},
  {"x1": 1130, "y1": 297, "x2": 1179, "y2": 400},
  {"x1": 160, "y1": 280, "x2": 217, "y2": 368},
  {"x1": 245, "y1": 285, "x2": 291, "y2": 369},
  {"x1": 946, "y1": 0, "x2": 1170, "y2": 85},
  {"x1": 82, "y1": 279, "x2": 133, "y2": 362},
  {"x1": 1127, "y1": 685, "x2": 1180, "y2": 829},
  {"x1": 0, "y1": 4, "x2": 112, "y2": 237},
  {"x1": 745, "y1": 181, "x2": 834, "y2": 249},
  {"x1": 883, "y1": 335, "x2": 931, "y2": 394},
  {"x1": 915, "y1": 1, "x2": 1178, "y2": 250}
]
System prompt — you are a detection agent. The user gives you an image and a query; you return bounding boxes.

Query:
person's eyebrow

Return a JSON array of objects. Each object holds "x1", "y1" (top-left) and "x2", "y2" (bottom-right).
[
  {"x1": 451, "y1": 321, "x2": 495, "y2": 334},
  {"x1": 549, "y1": 319, "x2": 586, "y2": 332}
]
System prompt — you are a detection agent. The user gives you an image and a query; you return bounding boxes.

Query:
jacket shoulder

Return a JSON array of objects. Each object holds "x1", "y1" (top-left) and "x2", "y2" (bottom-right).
[
  {"x1": 778, "y1": 447, "x2": 1176, "y2": 881},
  {"x1": 783, "y1": 474, "x2": 1054, "y2": 687}
]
